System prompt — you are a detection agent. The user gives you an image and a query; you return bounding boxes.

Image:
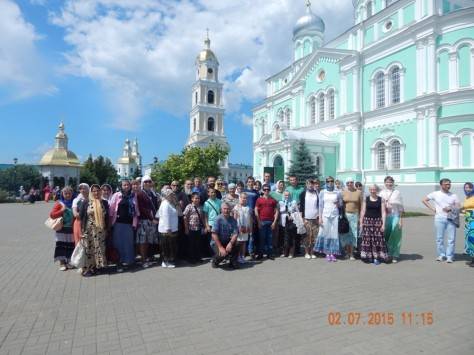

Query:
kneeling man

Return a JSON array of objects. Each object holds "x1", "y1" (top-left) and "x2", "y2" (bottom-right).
[{"x1": 211, "y1": 203, "x2": 239, "y2": 269}]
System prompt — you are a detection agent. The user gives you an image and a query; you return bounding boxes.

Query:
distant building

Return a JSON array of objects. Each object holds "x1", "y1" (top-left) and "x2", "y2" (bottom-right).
[
  {"x1": 38, "y1": 122, "x2": 81, "y2": 187},
  {"x1": 186, "y1": 33, "x2": 252, "y2": 182},
  {"x1": 116, "y1": 138, "x2": 142, "y2": 179}
]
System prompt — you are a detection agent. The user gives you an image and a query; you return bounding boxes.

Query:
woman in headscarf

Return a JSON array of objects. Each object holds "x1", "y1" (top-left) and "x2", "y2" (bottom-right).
[
  {"x1": 270, "y1": 180, "x2": 285, "y2": 202},
  {"x1": 156, "y1": 187, "x2": 180, "y2": 268},
  {"x1": 314, "y1": 176, "x2": 343, "y2": 262},
  {"x1": 109, "y1": 179, "x2": 139, "y2": 272},
  {"x1": 135, "y1": 176, "x2": 160, "y2": 268},
  {"x1": 223, "y1": 183, "x2": 239, "y2": 211},
  {"x1": 72, "y1": 183, "x2": 89, "y2": 245},
  {"x1": 49, "y1": 186, "x2": 75, "y2": 271},
  {"x1": 379, "y1": 176, "x2": 405, "y2": 263},
  {"x1": 101, "y1": 184, "x2": 113, "y2": 202},
  {"x1": 462, "y1": 182, "x2": 474, "y2": 267},
  {"x1": 79, "y1": 184, "x2": 109, "y2": 277}
]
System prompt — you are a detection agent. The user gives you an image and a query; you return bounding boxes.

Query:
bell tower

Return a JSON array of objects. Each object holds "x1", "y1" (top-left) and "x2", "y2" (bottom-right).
[{"x1": 186, "y1": 31, "x2": 229, "y2": 163}]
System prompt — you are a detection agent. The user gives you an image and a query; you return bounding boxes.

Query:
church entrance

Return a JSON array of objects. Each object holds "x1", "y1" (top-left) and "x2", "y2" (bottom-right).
[{"x1": 263, "y1": 155, "x2": 285, "y2": 183}]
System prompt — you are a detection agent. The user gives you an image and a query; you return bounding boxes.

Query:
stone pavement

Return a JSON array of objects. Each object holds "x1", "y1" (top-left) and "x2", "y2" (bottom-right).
[{"x1": 0, "y1": 202, "x2": 473, "y2": 355}]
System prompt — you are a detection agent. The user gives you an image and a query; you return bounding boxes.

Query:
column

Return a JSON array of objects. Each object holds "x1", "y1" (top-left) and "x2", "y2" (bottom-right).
[
  {"x1": 285, "y1": 146, "x2": 291, "y2": 175},
  {"x1": 448, "y1": 51, "x2": 458, "y2": 90},
  {"x1": 353, "y1": 126, "x2": 361, "y2": 171},
  {"x1": 416, "y1": 110, "x2": 427, "y2": 167},
  {"x1": 470, "y1": 48, "x2": 474, "y2": 88},
  {"x1": 398, "y1": 8, "x2": 404, "y2": 28},
  {"x1": 427, "y1": 0, "x2": 434, "y2": 16},
  {"x1": 300, "y1": 94, "x2": 305, "y2": 126},
  {"x1": 353, "y1": 68, "x2": 360, "y2": 112},
  {"x1": 340, "y1": 73, "x2": 347, "y2": 116},
  {"x1": 428, "y1": 108, "x2": 439, "y2": 167},
  {"x1": 400, "y1": 68, "x2": 406, "y2": 102},
  {"x1": 450, "y1": 137, "x2": 460, "y2": 168},
  {"x1": 339, "y1": 127, "x2": 346, "y2": 171},
  {"x1": 384, "y1": 73, "x2": 390, "y2": 105},
  {"x1": 415, "y1": 0, "x2": 422, "y2": 20},
  {"x1": 416, "y1": 41, "x2": 424, "y2": 96},
  {"x1": 427, "y1": 36, "x2": 437, "y2": 93}
]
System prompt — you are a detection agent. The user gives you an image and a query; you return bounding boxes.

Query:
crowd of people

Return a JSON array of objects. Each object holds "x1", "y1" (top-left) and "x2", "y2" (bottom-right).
[{"x1": 47, "y1": 174, "x2": 474, "y2": 277}]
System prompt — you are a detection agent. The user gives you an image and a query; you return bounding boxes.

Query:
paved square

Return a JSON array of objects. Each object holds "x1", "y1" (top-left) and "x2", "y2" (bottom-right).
[{"x1": 0, "y1": 202, "x2": 473, "y2": 355}]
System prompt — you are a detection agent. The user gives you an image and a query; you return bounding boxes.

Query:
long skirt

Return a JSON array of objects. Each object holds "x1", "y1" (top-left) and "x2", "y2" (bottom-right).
[
  {"x1": 314, "y1": 216, "x2": 340, "y2": 255},
  {"x1": 384, "y1": 214, "x2": 402, "y2": 258},
  {"x1": 339, "y1": 212, "x2": 358, "y2": 248},
  {"x1": 54, "y1": 231, "x2": 74, "y2": 263},
  {"x1": 160, "y1": 232, "x2": 178, "y2": 263},
  {"x1": 83, "y1": 226, "x2": 107, "y2": 269},
  {"x1": 465, "y1": 210, "x2": 474, "y2": 257},
  {"x1": 112, "y1": 223, "x2": 135, "y2": 265},
  {"x1": 360, "y1": 216, "x2": 387, "y2": 261},
  {"x1": 73, "y1": 218, "x2": 82, "y2": 245}
]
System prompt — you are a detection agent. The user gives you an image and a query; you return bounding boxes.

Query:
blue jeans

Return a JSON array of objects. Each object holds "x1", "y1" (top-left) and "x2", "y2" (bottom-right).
[
  {"x1": 259, "y1": 221, "x2": 274, "y2": 256},
  {"x1": 434, "y1": 216, "x2": 456, "y2": 259}
]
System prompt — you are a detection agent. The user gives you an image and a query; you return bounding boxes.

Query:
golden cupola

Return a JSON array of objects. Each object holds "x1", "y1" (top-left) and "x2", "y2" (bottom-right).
[{"x1": 39, "y1": 122, "x2": 81, "y2": 167}]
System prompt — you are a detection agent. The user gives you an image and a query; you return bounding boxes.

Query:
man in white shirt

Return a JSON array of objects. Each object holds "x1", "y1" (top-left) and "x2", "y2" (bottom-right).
[{"x1": 422, "y1": 179, "x2": 460, "y2": 263}]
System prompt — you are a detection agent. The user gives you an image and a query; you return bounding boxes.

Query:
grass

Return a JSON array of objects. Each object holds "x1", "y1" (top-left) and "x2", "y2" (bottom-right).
[{"x1": 402, "y1": 211, "x2": 430, "y2": 218}]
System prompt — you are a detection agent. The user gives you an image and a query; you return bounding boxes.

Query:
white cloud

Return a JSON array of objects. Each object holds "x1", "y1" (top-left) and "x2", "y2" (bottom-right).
[
  {"x1": 0, "y1": 0, "x2": 56, "y2": 102},
  {"x1": 50, "y1": 0, "x2": 353, "y2": 129},
  {"x1": 240, "y1": 114, "x2": 254, "y2": 127}
]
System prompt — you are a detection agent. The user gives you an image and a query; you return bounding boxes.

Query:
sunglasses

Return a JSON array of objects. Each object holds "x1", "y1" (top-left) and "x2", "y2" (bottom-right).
[
  {"x1": 326, "y1": 180, "x2": 334, "y2": 183},
  {"x1": 263, "y1": 188, "x2": 270, "y2": 191},
  {"x1": 144, "y1": 180, "x2": 152, "y2": 183}
]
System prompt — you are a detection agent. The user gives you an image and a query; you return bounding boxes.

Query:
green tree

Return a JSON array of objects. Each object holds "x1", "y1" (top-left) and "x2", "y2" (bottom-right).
[
  {"x1": 287, "y1": 140, "x2": 317, "y2": 185},
  {"x1": 151, "y1": 144, "x2": 228, "y2": 187},
  {"x1": 80, "y1": 155, "x2": 119, "y2": 189},
  {"x1": 0, "y1": 165, "x2": 42, "y2": 194}
]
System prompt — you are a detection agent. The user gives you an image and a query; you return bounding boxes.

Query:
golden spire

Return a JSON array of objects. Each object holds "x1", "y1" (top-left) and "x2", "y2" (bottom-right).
[{"x1": 204, "y1": 28, "x2": 210, "y2": 49}]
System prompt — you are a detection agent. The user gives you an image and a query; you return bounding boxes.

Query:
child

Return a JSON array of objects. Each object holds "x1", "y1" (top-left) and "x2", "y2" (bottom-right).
[
  {"x1": 183, "y1": 192, "x2": 204, "y2": 264},
  {"x1": 233, "y1": 192, "x2": 253, "y2": 264}
]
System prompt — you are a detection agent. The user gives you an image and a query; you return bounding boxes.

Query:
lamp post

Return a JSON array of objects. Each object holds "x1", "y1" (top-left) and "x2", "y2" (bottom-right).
[{"x1": 13, "y1": 158, "x2": 18, "y2": 197}]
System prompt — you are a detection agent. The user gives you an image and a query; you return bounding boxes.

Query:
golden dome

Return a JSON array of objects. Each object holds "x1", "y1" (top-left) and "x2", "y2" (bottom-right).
[
  {"x1": 39, "y1": 148, "x2": 81, "y2": 167},
  {"x1": 197, "y1": 48, "x2": 217, "y2": 62},
  {"x1": 117, "y1": 156, "x2": 135, "y2": 164}
]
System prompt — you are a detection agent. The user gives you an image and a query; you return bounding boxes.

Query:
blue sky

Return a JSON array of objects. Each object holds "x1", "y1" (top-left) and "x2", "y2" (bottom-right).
[{"x1": 0, "y1": 0, "x2": 353, "y2": 166}]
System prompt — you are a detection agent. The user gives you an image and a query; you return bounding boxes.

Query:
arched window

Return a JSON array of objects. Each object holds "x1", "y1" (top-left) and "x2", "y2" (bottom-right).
[
  {"x1": 195, "y1": 91, "x2": 198, "y2": 104},
  {"x1": 316, "y1": 156, "x2": 321, "y2": 175},
  {"x1": 193, "y1": 118, "x2": 196, "y2": 132},
  {"x1": 285, "y1": 109, "x2": 291, "y2": 128},
  {"x1": 375, "y1": 72, "x2": 385, "y2": 109},
  {"x1": 377, "y1": 142, "x2": 386, "y2": 169},
  {"x1": 207, "y1": 117, "x2": 215, "y2": 131},
  {"x1": 390, "y1": 67, "x2": 400, "y2": 104},
  {"x1": 207, "y1": 90, "x2": 214, "y2": 104},
  {"x1": 391, "y1": 140, "x2": 401, "y2": 169},
  {"x1": 274, "y1": 124, "x2": 281, "y2": 141},
  {"x1": 310, "y1": 96, "x2": 316, "y2": 124},
  {"x1": 318, "y1": 93, "x2": 325, "y2": 122},
  {"x1": 327, "y1": 89, "x2": 335, "y2": 120},
  {"x1": 277, "y1": 109, "x2": 284, "y2": 122},
  {"x1": 366, "y1": 1, "x2": 373, "y2": 17}
]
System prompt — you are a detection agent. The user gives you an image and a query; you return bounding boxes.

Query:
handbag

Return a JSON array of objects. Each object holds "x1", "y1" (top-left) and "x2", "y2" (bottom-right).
[
  {"x1": 70, "y1": 240, "x2": 85, "y2": 268},
  {"x1": 338, "y1": 206, "x2": 350, "y2": 234},
  {"x1": 447, "y1": 208, "x2": 460, "y2": 228},
  {"x1": 44, "y1": 216, "x2": 63, "y2": 231}
]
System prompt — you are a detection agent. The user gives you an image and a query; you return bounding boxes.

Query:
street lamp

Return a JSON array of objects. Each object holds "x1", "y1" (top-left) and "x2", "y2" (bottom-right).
[{"x1": 13, "y1": 158, "x2": 18, "y2": 197}]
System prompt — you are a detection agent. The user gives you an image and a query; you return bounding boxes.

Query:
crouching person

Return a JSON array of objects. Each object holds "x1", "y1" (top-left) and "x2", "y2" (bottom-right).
[{"x1": 211, "y1": 203, "x2": 239, "y2": 269}]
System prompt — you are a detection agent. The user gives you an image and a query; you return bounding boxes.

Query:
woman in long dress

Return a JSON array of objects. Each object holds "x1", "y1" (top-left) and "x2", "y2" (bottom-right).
[
  {"x1": 462, "y1": 182, "x2": 474, "y2": 267},
  {"x1": 49, "y1": 186, "x2": 75, "y2": 270},
  {"x1": 314, "y1": 176, "x2": 343, "y2": 262},
  {"x1": 360, "y1": 184, "x2": 388, "y2": 265},
  {"x1": 72, "y1": 183, "x2": 89, "y2": 245},
  {"x1": 379, "y1": 176, "x2": 404, "y2": 263},
  {"x1": 79, "y1": 184, "x2": 109, "y2": 277}
]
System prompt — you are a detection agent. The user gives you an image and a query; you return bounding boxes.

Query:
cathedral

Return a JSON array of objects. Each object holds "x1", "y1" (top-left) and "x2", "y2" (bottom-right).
[
  {"x1": 116, "y1": 138, "x2": 142, "y2": 178},
  {"x1": 252, "y1": 0, "x2": 474, "y2": 207},
  {"x1": 186, "y1": 33, "x2": 253, "y2": 183}
]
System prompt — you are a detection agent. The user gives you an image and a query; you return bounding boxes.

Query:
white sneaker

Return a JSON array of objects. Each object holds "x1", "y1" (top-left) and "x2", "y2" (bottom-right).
[
  {"x1": 288, "y1": 255, "x2": 293, "y2": 259},
  {"x1": 311, "y1": 255, "x2": 317, "y2": 259},
  {"x1": 280, "y1": 254, "x2": 285, "y2": 258},
  {"x1": 305, "y1": 253, "x2": 311, "y2": 259},
  {"x1": 350, "y1": 256, "x2": 356, "y2": 261},
  {"x1": 446, "y1": 258, "x2": 454, "y2": 263},
  {"x1": 436, "y1": 256, "x2": 444, "y2": 262},
  {"x1": 392, "y1": 259, "x2": 398, "y2": 263},
  {"x1": 167, "y1": 263, "x2": 175, "y2": 268},
  {"x1": 161, "y1": 261, "x2": 167, "y2": 268}
]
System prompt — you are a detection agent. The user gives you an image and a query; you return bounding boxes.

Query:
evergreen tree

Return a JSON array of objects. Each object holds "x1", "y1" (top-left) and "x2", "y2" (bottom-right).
[
  {"x1": 80, "y1": 155, "x2": 119, "y2": 189},
  {"x1": 287, "y1": 140, "x2": 317, "y2": 184},
  {"x1": 0, "y1": 165, "x2": 42, "y2": 193}
]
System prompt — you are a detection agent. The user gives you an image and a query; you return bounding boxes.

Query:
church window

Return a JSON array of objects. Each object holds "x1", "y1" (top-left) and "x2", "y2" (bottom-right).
[
  {"x1": 274, "y1": 125, "x2": 281, "y2": 141},
  {"x1": 327, "y1": 89, "x2": 335, "y2": 120},
  {"x1": 366, "y1": 1, "x2": 373, "y2": 17},
  {"x1": 391, "y1": 140, "x2": 401, "y2": 169},
  {"x1": 390, "y1": 67, "x2": 400, "y2": 104},
  {"x1": 207, "y1": 117, "x2": 215, "y2": 131},
  {"x1": 377, "y1": 142, "x2": 386, "y2": 169},
  {"x1": 195, "y1": 91, "x2": 198, "y2": 104},
  {"x1": 208, "y1": 68, "x2": 213, "y2": 74},
  {"x1": 285, "y1": 109, "x2": 291, "y2": 128},
  {"x1": 277, "y1": 109, "x2": 284, "y2": 122},
  {"x1": 317, "y1": 70, "x2": 326, "y2": 82},
  {"x1": 193, "y1": 118, "x2": 196, "y2": 132},
  {"x1": 207, "y1": 90, "x2": 215, "y2": 104},
  {"x1": 310, "y1": 96, "x2": 316, "y2": 124},
  {"x1": 375, "y1": 72, "x2": 385, "y2": 109},
  {"x1": 384, "y1": 20, "x2": 393, "y2": 32},
  {"x1": 318, "y1": 93, "x2": 325, "y2": 122}
]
